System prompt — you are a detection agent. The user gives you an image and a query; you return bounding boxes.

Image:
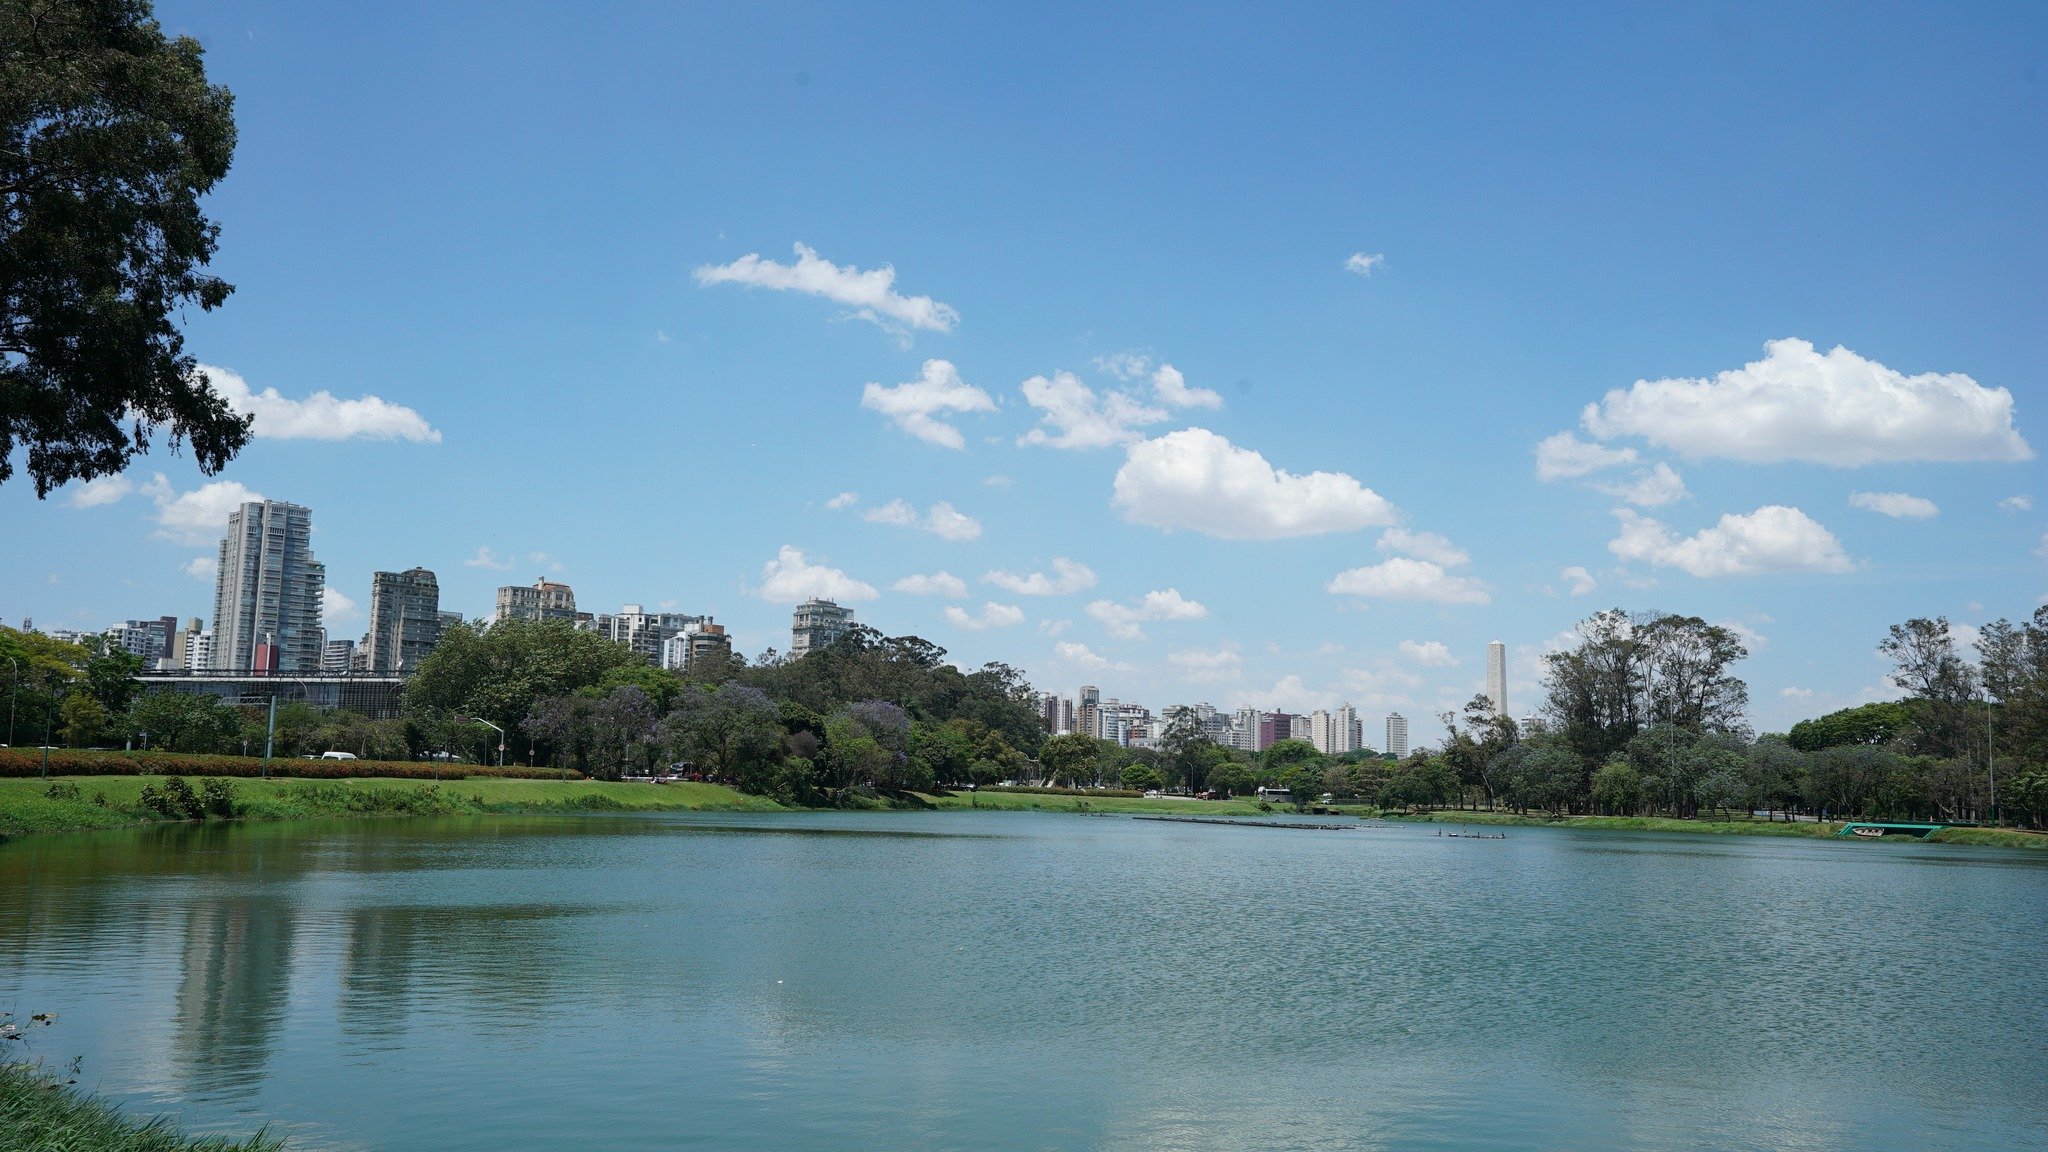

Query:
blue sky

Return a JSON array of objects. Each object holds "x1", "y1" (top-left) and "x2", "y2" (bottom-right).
[{"x1": 5, "y1": 2, "x2": 2044, "y2": 741}]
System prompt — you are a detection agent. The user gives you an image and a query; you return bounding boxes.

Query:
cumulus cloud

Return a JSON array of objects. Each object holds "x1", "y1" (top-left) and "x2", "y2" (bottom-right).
[
  {"x1": 183, "y1": 556, "x2": 217, "y2": 582},
  {"x1": 202, "y1": 364, "x2": 440, "y2": 443},
  {"x1": 1093, "y1": 351, "x2": 1153, "y2": 380},
  {"x1": 1055, "y1": 641, "x2": 1133, "y2": 673},
  {"x1": 1018, "y1": 370, "x2": 1167, "y2": 449},
  {"x1": 1780, "y1": 686, "x2": 1815, "y2": 699},
  {"x1": 892, "y1": 571, "x2": 968, "y2": 598},
  {"x1": 1608, "y1": 505, "x2": 1854, "y2": 577},
  {"x1": 1535, "y1": 431, "x2": 1639, "y2": 480},
  {"x1": 1560, "y1": 566, "x2": 1598, "y2": 596},
  {"x1": 1398, "y1": 640, "x2": 1459, "y2": 667},
  {"x1": 863, "y1": 499, "x2": 982, "y2": 541},
  {"x1": 944, "y1": 602, "x2": 1025, "y2": 631},
  {"x1": 1169, "y1": 645, "x2": 1243, "y2": 682},
  {"x1": 1150, "y1": 364, "x2": 1222, "y2": 410},
  {"x1": 1378, "y1": 527, "x2": 1469, "y2": 567},
  {"x1": 1344, "y1": 252, "x2": 1386, "y2": 276},
  {"x1": 1577, "y1": 338, "x2": 2032, "y2": 465},
  {"x1": 1326, "y1": 558, "x2": 1491, "y2": 605},
  {"x1": 984, "y1": 558, "x2": 1097, "y2": 596},
  {"x1": 859, "y1": 359, "x2": 996, "y2": 449},
  {"x1": 464, "y1": 545, "x2": 516, "y2": 570},
  {"x1": 1037, "y1": 618, "x2": 1072, "y2": 636},
  {"x1": 825, "y1": 491, "x2": 859, "y2": 510},
  {"x1": 138, "y1": 475, "x2": 262, "y2": 545},
  {"x1": 1085, "y1": 588, "x2": 1208, "y2": 640},
  {"x1": 1595, "y1": 462, "x2": 1689, "y2": 507},
  {"x1": 1999, "y1": 495, "x2": 2033, "y2": 512},
  {"x1": 693, "y1": 242, "x2": 959, "y2": 334},
  {"x1": 323, "y1": 587, "x2": 360, "y2": 623},
  {"x1": 1113, "y1": 428, "x2": 1398, "y2": 539},
  {"x1": 66, "y1": 475, "x2": 136, "y2": 508},
  {"x1": 1848, "y1": 491, "x2": 1939, "y2": 519},
  {"x1": 755, "y1": 545, "x2": 879, "y2": 604}
]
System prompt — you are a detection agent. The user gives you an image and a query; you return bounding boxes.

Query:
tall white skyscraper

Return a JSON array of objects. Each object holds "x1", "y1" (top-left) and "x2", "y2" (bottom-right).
[
  {"x1": 1385, "y1": 713, "x2": 1409, "y2": 759},
  {"x1": 1485, "y1": 640, "x2": 1508, "y2": 718},
  {"x1": 212, "y1": 500, "x2": 325, "y2": 673}
]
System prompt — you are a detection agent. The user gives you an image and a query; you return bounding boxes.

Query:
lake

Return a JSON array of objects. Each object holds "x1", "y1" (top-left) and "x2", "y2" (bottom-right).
[{"x1": 2, "y1": 811, "x2": 2044, "y2": 1151}]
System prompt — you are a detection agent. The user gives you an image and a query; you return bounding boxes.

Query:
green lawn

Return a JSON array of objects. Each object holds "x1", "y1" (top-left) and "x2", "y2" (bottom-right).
[{"x1": 0, "y1": 775, "x2": 779, "y2": 838}]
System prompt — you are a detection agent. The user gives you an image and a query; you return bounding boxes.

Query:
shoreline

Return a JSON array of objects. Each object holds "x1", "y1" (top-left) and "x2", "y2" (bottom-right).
[{"x1": 3, "y1": 775, "x2": 2042, "y2": 851}]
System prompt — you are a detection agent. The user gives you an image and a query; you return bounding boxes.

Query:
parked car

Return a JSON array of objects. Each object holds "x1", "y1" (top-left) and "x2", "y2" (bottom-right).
[{"x1": 320, "y1": 750, "x2": 358, "y2": 760}]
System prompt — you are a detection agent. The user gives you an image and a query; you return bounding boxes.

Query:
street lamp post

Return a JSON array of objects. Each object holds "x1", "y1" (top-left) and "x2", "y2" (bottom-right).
[
  {"x1": 459, "y1": 716, "x2": 506, "y2": 768},
  {"x1": 260, "y1": 677, "x2": 312, "y2": 780}
]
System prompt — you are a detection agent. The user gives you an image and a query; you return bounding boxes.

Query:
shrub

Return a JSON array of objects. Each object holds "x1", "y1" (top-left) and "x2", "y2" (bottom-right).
[
  {"x1": 200, "y1": 777, "x2": 238, "y2": 818},
  {"x1": 43, "y1": 781, "x2": 82, "y2": 802},
  {"x1": 139, "y1": 776, "x2": 206, "y2": 820},
  {"x1": 0, "y1": 747, "x2": 578, "y2": 782}
]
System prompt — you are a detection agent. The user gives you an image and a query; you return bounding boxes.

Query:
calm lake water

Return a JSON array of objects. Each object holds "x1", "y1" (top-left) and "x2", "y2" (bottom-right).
[{"x1": 2, "y1": 811, "x2": 2044, "y2": 1151}]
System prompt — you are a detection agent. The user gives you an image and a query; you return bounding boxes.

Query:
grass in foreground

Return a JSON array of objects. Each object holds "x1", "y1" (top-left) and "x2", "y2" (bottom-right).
[
  {"x1": 0, "y1": 1061, "x2": 278, "y2": 1152},
  {"x1": 0, "y1": 775, "x2": 781, "y2": 838}
]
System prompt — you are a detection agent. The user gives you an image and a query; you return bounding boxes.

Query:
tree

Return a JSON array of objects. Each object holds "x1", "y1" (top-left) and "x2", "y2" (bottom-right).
[
  {"x1": 1589, "y1": 760, "x2": 1643, "y2": 815},
  {"x1": 1879, "y1": 617, "x2": 1979, "y2": 759},
  {"x1": 83, "y1": 644, "x2": 143, "y2": 712},
  {"x1": 1542, "y1": 609, "x2": 1750, "y2": 771},
  {"x1": 406, "y1": 619, "x2": 643, "y2": 761},
  {"x1": 1786, "y1": 702, "x2": 1912, "y2": 752},
  {"x1": 587, "y1": 686, "x2": 658, "y2": 780},
  {"x1": 1159, "y1": 709, "x2": 1213, "y2": 793},
  {"x1": 658, "y1": 683, "x2": 784, "y2": 791},
  {"x1": 1037, "y1": 733, "x2": 1098, "y2": 787},
  {"x1": 1206, "y1": 761, "x2": 1256, "y2": 796},
  {"x1": 2, "y1": 0, "x2": 245, "y2": 495},
  {"x1": 59, "y1": 691, "x2": 108, "y2": 746},
  {"x1": 1122, "y1": 763, "x2": 1164, "y2": 792}
]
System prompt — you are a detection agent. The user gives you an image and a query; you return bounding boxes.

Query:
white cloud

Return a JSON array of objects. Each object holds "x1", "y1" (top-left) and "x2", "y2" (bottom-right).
[
  {"x1": 1093, "y1": 351, "x2": 1153, "y2": 380},
  {"x1": 1999, "y1": 494, "x2": 2032, "y2": 512},
  {"x1": 527, "y1": 551, "x2": 565, "y2": 573},
  {"x1": 1398, "y1": 640, "x2": 1459, "y2": 668},
  {"x1": 1721, "y1": 620, "x2": 1770, "y2": 652},
  {"x1": 983, "y1": 474, "x2": 1014, "y2": 489},
  {"x1": 1018, "y1": 370, "x2": 1167, "y2": 449},
  {"x1": 183, "y1": 556, "x2": 217, "y2": 582},
  {"x1": 983, "y1": 558, "x2": 1097, "y2": 596},
  {"x1": 754, "y1": 545, "x2": 880, "y2": 604},
  {"x1": 1780, "y1": 686, "x2": 1815, "y2": 700},
  {"x1": 66, "y1": 474, "x2": 135, "y2": 508},
  {"x1": 892, "y1": 571, "x2": 968, "y2": 598},
  {"x1": 1608, "y1": 505, "x2": 1854, "y2": 577},
  {"x1": 1037, "y1": 618, "x2": 1072, "y2": 636},
  {"x1": 859, "y1": 359, "x2": 995, "y2": 449},
  {"x1": 1560, "y1": 566, "x2": 1598, "y2": 596},
  {"x1": 464, "y1": 545, "x2": 516, "y2": 570},
  {"x1": 1113, "y1": 428, "x2": 1398, "y2": 539},
  {"x1": 322, "y1": 587, "x2": 360, "y2": 623},
  {"x1": 692, "y1": 242, "x2": 959, "y2": 334},
  {"x1": 1326, "y1": 558, "x2": 1491, "y2": 605},
  {"x1": 1236, "y1": 674, "x2": 1340, "y2": 714},
  {"x1": 1595, "y1": 462, "x2": 1689, "y2": 507},
  {"x1": 1055, "y1": 641, "x2": 1133, "y2": 673},
  {"x1": 139, "y1": 475, "x2": 262, "y2": 545},
  {"x1": 862, "y1": 499, "x2": 982, "y2": 541},
  {"x1": 1378, "y1": 527, "x2": 1469, "y2": 567},
  {"x1": 1150, "y1": 364, "x2": 1222, "y2": 410},
  {"x1": 1848, "y1": 491, "x2": 1939, "y2": 520},
  {"x1": 944, "y1": 602, "x2": 1025, "y2": 631},
  {"x1": 1578, "y1": 338, "x2": 2032, "y2": 465},
  {"x1": 825, "y1": 491, "x2": 859, "y2": 510},
  {"x1": 1534, "y1": 431, "x2": 1638, "y2": 480},
  {"x1": 202, "y1": 364, "x2": 441, "y2": 443},
  {"x1": 1085, "y1": 588, "x2": 1208, "y2": 640},
  {"x1": 1169, "y1": 645, "x2": 1243, "y2": 682},
  {"x1": 1344, "y1": 252, "x2": 1386, "y2": 276}
]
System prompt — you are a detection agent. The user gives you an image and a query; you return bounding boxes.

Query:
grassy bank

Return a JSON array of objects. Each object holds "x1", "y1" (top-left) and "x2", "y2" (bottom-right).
[
  {"x1": 0, "y1": 1061, "x2": 276, "y2": 1152},
  {"x1": 0, "y1": 775, "x2": 781, "y2": 838},
  {"x1": 1384, "y1": 808, "x2": 2048, "y2": 849}
]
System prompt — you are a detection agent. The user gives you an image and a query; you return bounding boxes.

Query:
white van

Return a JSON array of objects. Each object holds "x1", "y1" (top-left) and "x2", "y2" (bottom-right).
[{"x1": 319, "y1": 751, "x2": 358, "y2": 760}]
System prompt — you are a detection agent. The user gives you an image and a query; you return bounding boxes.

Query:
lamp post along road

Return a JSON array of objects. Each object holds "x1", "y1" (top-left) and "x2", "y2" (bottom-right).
[{"x1": 459, "y1": 716, "x2": 507, "y2": 769}]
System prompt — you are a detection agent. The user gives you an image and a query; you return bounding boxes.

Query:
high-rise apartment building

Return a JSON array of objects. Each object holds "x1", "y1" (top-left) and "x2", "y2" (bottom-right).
[
  {"x1": 1078, "y1": 685, "x2": 1101, "y2": 744},
  {"x1": 1486, "y1": 640, "x2": 1508, "y2": 717},
  {"x1": 1385, "y1": 712, "x2": 1409, "y2": 759},
  {"x1": 494, "y1": 579, "x2": 578, "y2": 625},
  {"x1": 595, "y1": 605, "x2": 704, "y2": 665},
  {"x1": 168, "y1": 618, "x2": 203, "y2": 670},
  {"x1": 790, "y1": 599, "x2": 855, "y2": 657},
  {"x1": 366, "y1": 567, "x2": 443, "y2": 672},
  {"x1": 1309, "y1": 705, "x2": 1363, "y2": 755},
  {"x1": 183, "y1": 629, "x2": 214, "y2": 671},
  {"x1": 659, "y1": 620, "x2": 732, "y2": 672},
  {"x1": 103, "y1": 619, "x2": 171, "y2": 663},
  {"x1": 212, "y1": 500, "x2": 325, "y2": 673},
  {"x1": 321, "y1": 638, "x2": 357, "y2": 673}
]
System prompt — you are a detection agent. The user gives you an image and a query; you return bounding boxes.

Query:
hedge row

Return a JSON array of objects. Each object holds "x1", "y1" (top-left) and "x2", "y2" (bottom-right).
[
  {"x1": 0, "y1": 748, "x2": 579, "y2": 781},
  {"x1": 974, "y1": 784, "x2": 1144, "y2": 798}
]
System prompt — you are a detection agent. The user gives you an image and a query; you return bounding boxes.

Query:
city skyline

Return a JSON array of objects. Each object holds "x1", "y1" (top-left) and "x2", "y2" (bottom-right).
[{"x1": 3, "y1": 5, "x2": 2043, "y2": 745}]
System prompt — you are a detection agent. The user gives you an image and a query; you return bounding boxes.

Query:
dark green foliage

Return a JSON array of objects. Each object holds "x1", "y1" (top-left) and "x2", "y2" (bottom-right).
[
  {"x1": 138, "y1": 774, "x2": 200, "y2": 819},
  {"x1": 1787, "y1": 701, "x2": 1912, "y2": 752},
  {"x1": 42, "y1": 780, "x2": 81, "y2": 801},
  {"x1": 1, "y1": 1061, "x2": 280, "y2": 1151},
  {"x1": 198, "y1": 776, "x2": 234, "y2": 817},
  {"x1": 1, "y1": 0, "x2": 246, "y2": 495},
  {"x1": 0, "y1": 746, "x2": 575, "y2": 780}
]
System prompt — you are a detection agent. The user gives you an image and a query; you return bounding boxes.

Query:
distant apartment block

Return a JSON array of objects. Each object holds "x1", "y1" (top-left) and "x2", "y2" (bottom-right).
[
  {"x1": 321, "y1": 638, "x2": 357, "y2": 673},
  {"x1": 183, "y1": 629, "x2": 214, "y2": 671},
  {"x1": 1486, "y1": 640, "x2": 1508, "y2": 718},
  {"x1": 790, "y1": 599, "x2": 855, "y2": 657},
  {"x1": 1078, "y1": 685, "x2": 1101, "y2": 744},
  {"x1": 1385, "y1": 712, "x2": 1409, "y2": 759},
  {"x1": 659, "y1": 619, "x2": 733, "y2": 672},
  {"x1": 494, "y1": 578, "x2": 578, "y2": 625},
  {"x1": 366, "y1": 567, "x2": 443, "y2": 672},
  {"x1": 212, "y1": 499, "x2": 325, "y2": 673},
  {"x1": 103, "y1": 618, "x2": 171, "y2": 664},
  {"x1": 1309, "y1": 704, "x2": 1364, "y2": 755},
  {"x1": 168, "y1": 618, "x2": 203, "y2": 670}
]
